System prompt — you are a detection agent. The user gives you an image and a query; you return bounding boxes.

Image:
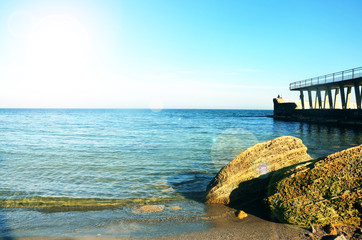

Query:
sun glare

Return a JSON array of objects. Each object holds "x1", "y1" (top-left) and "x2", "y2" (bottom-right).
[
  {"x1": 27, "y1": 15, "x2": 91, "y2": 70},
  {"x1": 22, "y1": 14, "x2": 93, "y2": 102}
]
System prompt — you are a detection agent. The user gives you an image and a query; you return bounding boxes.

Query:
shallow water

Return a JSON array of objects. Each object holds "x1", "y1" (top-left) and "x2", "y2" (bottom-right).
[{"x1": 0, "y1": 109, "x2": 361, "y2": 237}]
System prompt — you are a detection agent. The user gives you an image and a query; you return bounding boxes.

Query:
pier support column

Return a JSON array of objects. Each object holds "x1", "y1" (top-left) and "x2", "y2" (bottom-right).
[
  {"x1": 354, "y1": 83, "x2": 361, "y2": 109},
  {"x1": 339, "y1": 85, "x2": 346, "y2": 109},
  {"x1": 346, "y1": 86, "x2": 352, "y2": 109},
  {"x1": 334, "y1": 88, "x2": 340, "y2": 109},
  {"x1": 308, "y1": 89, "x2": 313, "y2": 109},
  {"x1": 326, "y1": 87, "x2": 333, "y2": 109},
  {"x1": 316, "y1": 88, "x2": 322, "y2": 109},
  {"x1": 300, "y1": 90, "x2": 305, "y2": 109},
  {"x1": 323, "y1": 90, "x2": 328, "y2": 109}
]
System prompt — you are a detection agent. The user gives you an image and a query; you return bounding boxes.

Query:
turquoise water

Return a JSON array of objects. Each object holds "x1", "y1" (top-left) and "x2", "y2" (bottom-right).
[{"x1": 0, "y1": 109, "x2": 361, "y2": 238}]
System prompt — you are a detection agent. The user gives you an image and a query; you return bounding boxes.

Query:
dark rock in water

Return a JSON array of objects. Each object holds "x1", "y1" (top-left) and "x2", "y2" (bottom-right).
[
  {"x1": 267, "y1": 145, "x2": 362, "y2": 226},
  {"x1": 205, "y1": 136, "x2": 312, "y2": 204}
]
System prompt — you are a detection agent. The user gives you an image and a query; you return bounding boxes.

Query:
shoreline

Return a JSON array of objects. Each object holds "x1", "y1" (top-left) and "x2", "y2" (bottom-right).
[
  {"x1": 8, "y1": 204, "x2": 311, "y2": 240},
  {"x1": 11, "y1": 205, "x2": 361, "y2": 240},
  {"x1": 1, "y1": 198, "x2": 310, "y2": 239}
]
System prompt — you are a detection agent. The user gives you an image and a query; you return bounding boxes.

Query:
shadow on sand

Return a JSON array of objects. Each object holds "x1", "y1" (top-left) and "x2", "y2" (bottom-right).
[{"x1": 228, "y1": 176, "x2": 275, "y2": 221}]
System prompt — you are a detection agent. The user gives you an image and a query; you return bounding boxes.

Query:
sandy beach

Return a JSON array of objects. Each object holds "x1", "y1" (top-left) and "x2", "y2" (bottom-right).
[
  {"x1": 11, "y1": 210, "x2": 310, "y2": 240},
  {"x1": 11, "y1": 199, "x2": 361, "y2": 240},
  {"x1": 13, "y1": 215, "x2": 360, "y2": 240}
]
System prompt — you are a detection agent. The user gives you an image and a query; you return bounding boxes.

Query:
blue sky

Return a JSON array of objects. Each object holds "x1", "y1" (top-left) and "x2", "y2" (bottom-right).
[{"x1": 0, "y1": 0, "x2": 361, "y2": 109}]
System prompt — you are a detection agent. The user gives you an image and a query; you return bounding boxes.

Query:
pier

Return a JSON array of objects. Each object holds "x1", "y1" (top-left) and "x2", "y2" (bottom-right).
[
  {"x1": 289, "y1": 67, "x2": 362, "y2": 110},
  {"x1": 274, "y1": 67, "x2": 362, "y2": 125}
]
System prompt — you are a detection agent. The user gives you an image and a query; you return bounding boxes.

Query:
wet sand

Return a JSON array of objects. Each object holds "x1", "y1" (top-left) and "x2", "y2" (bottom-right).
[
  {"x1": 13, "y1": 217, "x2": 309, "y2": 240},
  {"x1": 11, "y1": 203, "x2": 311, "y2": 240},
  {"x1": 12, "y1": 201, "x2": 362, "y2": 240}
]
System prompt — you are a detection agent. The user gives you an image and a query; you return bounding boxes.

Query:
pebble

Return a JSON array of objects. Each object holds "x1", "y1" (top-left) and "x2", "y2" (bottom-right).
[{"x1": 236, "y1": 210, "x2": 248, "y2": 220}]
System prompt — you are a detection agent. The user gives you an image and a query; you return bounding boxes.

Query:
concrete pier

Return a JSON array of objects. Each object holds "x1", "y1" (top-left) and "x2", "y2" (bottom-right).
[{"x1": 274, "y1": 67, "x2": 362, "y2": 126}]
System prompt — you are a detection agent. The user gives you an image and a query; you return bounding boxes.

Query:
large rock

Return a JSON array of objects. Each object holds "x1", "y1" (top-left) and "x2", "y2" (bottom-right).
[
  {"x1": 267, "y1": 145, "x2": 362, "y2": 226},
  {"x1": 205, "y1": 136, "x2": 312, "y2": 204}
]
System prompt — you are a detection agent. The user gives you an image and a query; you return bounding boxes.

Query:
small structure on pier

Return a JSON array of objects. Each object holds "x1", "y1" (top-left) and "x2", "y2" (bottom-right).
[{"x1": 273, "y1": 67, "x2": 362, "y2": 125}]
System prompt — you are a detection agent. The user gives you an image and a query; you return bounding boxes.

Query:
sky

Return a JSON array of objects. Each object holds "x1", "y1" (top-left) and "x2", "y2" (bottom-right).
[{"x1": 0, "y1": 0, "x2": 361, "y2": 109}]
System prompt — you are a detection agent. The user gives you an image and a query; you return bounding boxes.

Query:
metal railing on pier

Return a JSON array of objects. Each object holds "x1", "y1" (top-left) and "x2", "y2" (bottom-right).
[{"x1": 289, "y1": 66, "x2": 362, "y2": 90}]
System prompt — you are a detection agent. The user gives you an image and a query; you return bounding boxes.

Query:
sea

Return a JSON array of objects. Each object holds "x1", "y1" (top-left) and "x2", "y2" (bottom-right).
[{"x1": 0, "y1": 109, "x2": 361, "y2": 238}]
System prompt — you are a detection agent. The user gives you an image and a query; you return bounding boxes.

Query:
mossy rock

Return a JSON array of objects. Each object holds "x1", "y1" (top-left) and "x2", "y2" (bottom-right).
[
  {"x1": 205, "y1": 136, "x2": 312, "y2": 204},
  {"x1": 267, "y1": 145, "x2": 362, "y2": 226}
]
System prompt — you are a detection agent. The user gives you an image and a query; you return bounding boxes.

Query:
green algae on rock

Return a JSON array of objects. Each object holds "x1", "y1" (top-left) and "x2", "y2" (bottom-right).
[
  {"x1": 267, "y1": 144, "x2": 362, "y2": 226},
  {"x1": 0, "y1": 196, "x2": 177, "y2": 212},
  {"x1": 205, "y1": 136, "x2": 312, "y2": 204}
]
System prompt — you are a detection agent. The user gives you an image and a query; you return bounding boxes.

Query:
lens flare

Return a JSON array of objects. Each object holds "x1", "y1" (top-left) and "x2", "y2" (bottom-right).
[
  {"x1": 259, "y1": 164, "x2": 268, "y2": 175},
  {"x1": 149, "y1": 98, "x2": 164, "y2": 113},
  {"x1": 211, "y1": 128, "x2": 258, "y2": 170}
]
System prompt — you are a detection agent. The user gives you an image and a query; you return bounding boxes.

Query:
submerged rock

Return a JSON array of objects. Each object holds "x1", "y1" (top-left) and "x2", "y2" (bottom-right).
[
  {"x1": 166, "y1": 205, "x2": 182, "y2": 211},
  {"x1": 133, "y1": 204, "x2": 165, "y2": 213},
  {"x1": 205, "y1": 136, "x2": 312, "y2": 204},
  {"x1": 267, "y1": 145, "x2": 362, "y2": 226}
]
